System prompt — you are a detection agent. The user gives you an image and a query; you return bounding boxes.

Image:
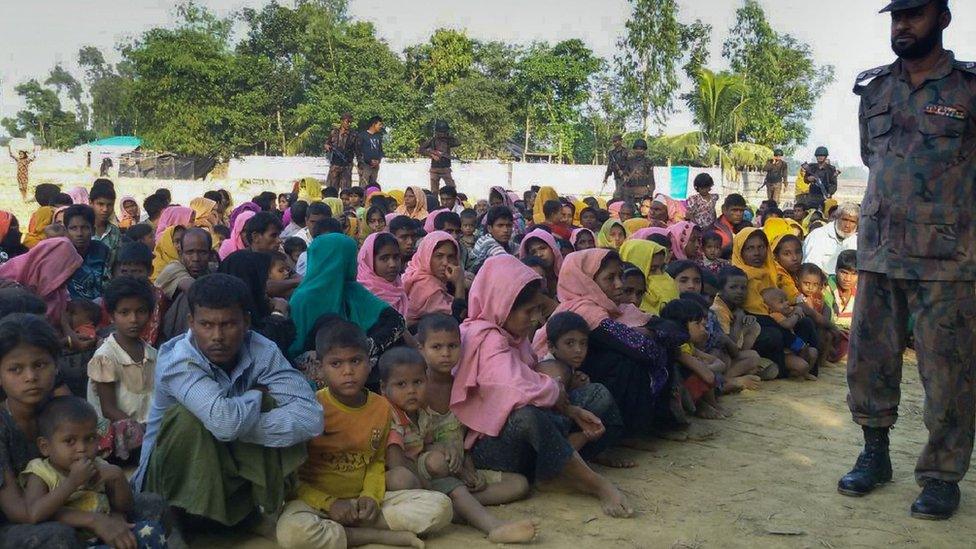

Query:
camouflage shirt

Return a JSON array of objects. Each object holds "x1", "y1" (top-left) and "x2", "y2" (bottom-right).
[
  {"x1": 854, "y1": 50, "x2": 976, "y2": 281},
  {"x1": 623, "y1": 154, "x2": 655, "y2": 190},
  {"x1": 418, "y1": 135, "x2": 461, "y2": 169},
  {"x1": 325, "y1": 127, "x2": 359, "y2": 166},
  {"x1": 604, "y1": 146, "x2": 628, "y2": 180}
]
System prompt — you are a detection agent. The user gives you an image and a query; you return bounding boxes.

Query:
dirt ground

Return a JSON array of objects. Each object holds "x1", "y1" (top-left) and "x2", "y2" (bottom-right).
[{"x1": 193, "y1": 352, "x2": 975, "y2": 548}]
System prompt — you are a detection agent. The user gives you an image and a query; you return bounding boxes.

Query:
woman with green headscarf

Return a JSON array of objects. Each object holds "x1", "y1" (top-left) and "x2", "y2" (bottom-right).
[
  {"x1": 288, "y1": 233, "x2": 408, "y2": 388},
  {"x1": 596, "y1": 219, "x2": 628, "y2": 250}
]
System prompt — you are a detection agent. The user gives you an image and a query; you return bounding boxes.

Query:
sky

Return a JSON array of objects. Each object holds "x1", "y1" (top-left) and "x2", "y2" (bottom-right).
[{"x1": 1, "y1": 0, "x2": 974, "y2": 167}]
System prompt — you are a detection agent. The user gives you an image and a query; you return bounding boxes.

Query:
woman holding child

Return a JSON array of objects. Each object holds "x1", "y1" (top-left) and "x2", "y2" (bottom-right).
[{"x1": 452, "y1": 255, "x2": 634, "y2": 518}]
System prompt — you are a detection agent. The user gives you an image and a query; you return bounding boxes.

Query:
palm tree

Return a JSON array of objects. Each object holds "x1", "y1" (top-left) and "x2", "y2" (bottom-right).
[{"x1": 687, "y1": 68, "x2": 748, "y2": 146}]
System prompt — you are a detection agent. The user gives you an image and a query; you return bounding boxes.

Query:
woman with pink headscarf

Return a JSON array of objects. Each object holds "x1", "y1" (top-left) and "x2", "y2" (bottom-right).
[
  {"x1": 518, "y1": 228, "x2": 563, "y2": 298},
  {"x1": 153, "y1": 206, "x2": 195, "y2": 240},
  {"x1": 357, "y1": 232, "x2": 409, "y2": 318},
  {"x1": 667, "y1": 221, "x2": 702, "y2": 261},
  {"x1": 402, "y1": 231, "x2": 466, "y2": 326},
  {"x1": 452, "y1": 254, "x2": 633, "y2": 518},
  {"x1": 66, "y1": 186, "x2": 89, "y2": 204},
  {"x1": 217, "y1": 210, "x2": 255, "y2": 260},
  {"x1": 532, "y1": 248, "x2": 682, "y2": 438},
  {"x1": 0, "y1": 237, "x2": 82, "y2": 325}
]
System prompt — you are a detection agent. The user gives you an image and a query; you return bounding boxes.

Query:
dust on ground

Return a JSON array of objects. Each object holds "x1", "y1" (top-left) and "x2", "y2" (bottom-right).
[{"x1": 195, "y1": 352, "x2": 976, "y2": 548}]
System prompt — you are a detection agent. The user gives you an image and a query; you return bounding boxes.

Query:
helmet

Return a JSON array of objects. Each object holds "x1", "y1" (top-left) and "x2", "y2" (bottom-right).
[
  {"x1": 815, "y1": 146, "x2": 829, "y2": 157},
  {"x1": 633, "y1": 138, "x2": 648, "y2": 150},
  {"x1": 774, "y1": 148, "x2": 784, "y2": 156},
  {"x1": 434, "y1": 120, "x2": 450, "y2": 133}
]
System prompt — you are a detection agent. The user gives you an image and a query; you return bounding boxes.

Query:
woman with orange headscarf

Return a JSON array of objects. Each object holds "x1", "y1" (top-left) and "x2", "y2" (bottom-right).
[{"x1": 394, "y1": 186, "x2": 429, "y2": 220}]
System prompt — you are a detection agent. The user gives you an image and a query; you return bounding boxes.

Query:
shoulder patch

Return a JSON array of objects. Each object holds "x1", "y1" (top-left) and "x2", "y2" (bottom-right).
[
  {"x1": 854, "y1": 64, "x2": 892, "y2": 94},
  {"x1": 953, "y1": 60, "x2": 976, "y2": 75}
]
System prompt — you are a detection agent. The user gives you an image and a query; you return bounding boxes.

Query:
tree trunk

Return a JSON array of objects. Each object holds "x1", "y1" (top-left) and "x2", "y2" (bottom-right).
[
  {"x1": 522, "y1": 112, "x2": 530, "y2": 163},
  {"x1": 277, "y1": 109, "x2": 286, "y2": 155}
]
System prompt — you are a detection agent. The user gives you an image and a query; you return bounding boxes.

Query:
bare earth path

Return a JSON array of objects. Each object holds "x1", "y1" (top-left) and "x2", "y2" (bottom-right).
[{"x1": 197, "y1": 352, "x2": 976, "y2": 548}]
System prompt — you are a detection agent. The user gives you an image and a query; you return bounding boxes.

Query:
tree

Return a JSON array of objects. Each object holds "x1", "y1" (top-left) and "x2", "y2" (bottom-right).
[
  {"x1": 722, "y1": 0, "x2": 834, "y2": 149},
  {"x1": 614, "y1": 0, "x2": 711, "y2": 135},
  {"x1": 405, "y1": 29, "x2": 474, "y2": 94},
  {"x1": 78, "y1": 47, "x2": 138, "y2": 137},
  {"x1": 430, "y1": 75, "x2": 514, "y2": 159},
  {"x1": 45, "y1": 65, "x2": 87, "y2": 129},
  {"x1": 1, "y1": 79, "x2": 91, "y2": 149},
  {"x1": 685, "y1": 68, "x2": 748, "y2": 147}
]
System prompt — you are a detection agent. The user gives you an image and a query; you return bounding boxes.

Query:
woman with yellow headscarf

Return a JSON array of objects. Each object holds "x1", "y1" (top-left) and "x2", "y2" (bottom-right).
[
  {"x1": 297, "y1": 177, "x2": 323, "y2": 203},
  {"x1": 151, "y1": 226, "x2": 182, "y2": 281},
  {"x1": 190, "y1": 197, "x2": 218, "y2": 231},
  {"x1": 620, "y1": 239, "x2": 678, "y2": 315},
  {"x1": 623, "y1": 218, "x2": 650, "y2": 235},
  {"x1": 532, "y1": 186, "x2": 559, "y2": 224}
]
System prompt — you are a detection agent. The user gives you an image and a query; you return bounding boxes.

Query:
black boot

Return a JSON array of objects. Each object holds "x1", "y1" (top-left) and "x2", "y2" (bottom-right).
[
  {"x1": 837, "y1": 426, "x2": 892, "y2": 497},
  {"x1": 911, "y1": 480, "x2": 960, "y2": 520}
]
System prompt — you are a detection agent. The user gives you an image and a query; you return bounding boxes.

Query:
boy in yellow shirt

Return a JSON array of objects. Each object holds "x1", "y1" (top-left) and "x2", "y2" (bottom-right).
[{"x1": 276, "y1": 319, "x2": 452, "y2": 549}]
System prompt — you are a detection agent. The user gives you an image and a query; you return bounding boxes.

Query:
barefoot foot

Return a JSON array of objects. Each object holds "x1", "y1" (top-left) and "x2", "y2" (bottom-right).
[
  {"x1": 487, "y1": 519, "x2": 540, "y2": 544},
  {"x1": 598, "y1": 484, "x2": 635, "y2": 518},
  {"x1": 591, "y1": 449, "x2": 638, "y2": 468},
  {"x1": 374, "y1": 530, "x2": 425, "y2": 548},
  {"x1": 695, "y1": 402, "x2": 723, "y2": 420}
]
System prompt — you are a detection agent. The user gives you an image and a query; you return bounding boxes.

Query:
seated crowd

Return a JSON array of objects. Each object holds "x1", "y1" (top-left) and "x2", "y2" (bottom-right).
[{"x1": 0, "y1": 175, "x2": 860, "y2": 548}]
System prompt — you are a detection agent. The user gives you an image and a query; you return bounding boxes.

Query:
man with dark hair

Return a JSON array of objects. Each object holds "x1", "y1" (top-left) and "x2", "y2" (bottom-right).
[
  {"x1": 324, "y1": 112, "x2": 359, "y2": 189},
  {"x1": 156, "y1": 228, "x2": 213, "y2": 343},
  {"x1": 840, "y1": 0, "x2": 976, "y2": 521},
  {"x1": 295, "y1": 201, "x2": 332, "y2": 245},
  {"x1": 89, "y1": 178, "x2": 121, "y2": 269},
  {"x1": 471, "y1": 206, "x2": 514, "y2": 273},
  {"x1": 142, "y1": 194, "x2": 167, "y2": 226},
  {"x1": 242, "y1": 212, "x2": 283, "y2": 254},
  {"x1": 602, "y1": 134, "x2": 628, "y2": 199},
  {"x1": 437, "y1": 185, "x2": 462, "y2": 214},
  {"x1": 620, "y1": 138, "x2": 655, "y2": 202},
  {"x1": 63, "y1": 204, "x2": 111, "y2": 300},
  {"x1": 762, "y1": 148, "x2": 789, "y2": 203},
  {"x1": 133, "y1": 273, "x2": 322, "y2": 529},
  {"x1": 357, "y1": 116, "x2": 385, "y2": 186},
  {"x1": 709, "y1": 194, "x2": 749, "y2": 252},
  {"x1": 281, "y1": 200, "x2": 308, "y2": 239},
  {"x1": 418, "y1": 120, "x2": 461, "y2": 193}
]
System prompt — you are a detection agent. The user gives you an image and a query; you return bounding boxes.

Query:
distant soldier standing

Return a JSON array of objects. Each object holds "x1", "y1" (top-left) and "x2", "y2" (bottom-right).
[
  {"x1": 838, "y1": 0, "x2": 976, "y2": 521},
  {"x1": 800, "y1": 146, "x2": 839, "y2": 210},
  {"x1": 603, "y1": 134, "x2": 628, "y2": 200},
  {"x1": 619, "y1": 138, "x2": 654, "y2": 204},
  {"x1": 762, "y1": 148, "x2": 789, "y2": 203},
  {"x1": 418, "y1": 120, "x2": 461, "y2": 193},
  {"x1": 324, "y1": 112, "x2": 359, "y2": 189}
]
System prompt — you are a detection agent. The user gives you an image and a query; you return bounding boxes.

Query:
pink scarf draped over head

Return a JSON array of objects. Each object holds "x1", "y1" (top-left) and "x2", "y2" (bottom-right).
[
  {"x1": 629, "y1": 226, "x2": 672, "y2": 243},
  {"x1": 154, "y1": 206, "x2": 194, "y2": 239},
  {"x1": 117, "y1": 196, "x2": 139, "y2": 227},
  {"x1": 451, "y1": 254, "x2": 559, "y2": 443},
  {"x1": 357, "y1": 232, "x2": 409, "y2": 318},
  {"x1": 0, "y1": 237, "x2": 82, "y2": 325},
  {"x1": 67, "y1": 187, "x2": 89, "y2": 205},
  {"x1": 424, "y1": 208, "x2": 449, "y2": 233},
  {"x1": 518, "y1": 228, "x2": 563, "y2": 275},
  {"x1": 218, "y1": 210, "x2": 255, "y2": 260},
  {"x1": 667, "y1": 221, "x2": 699, "y2": 260},
  {"x1": 402, "y1": 231, "x2": 457, "y2": 324},
  {"x1": 532, "y1": 248, "x2": 649, "y2": 355},
  {"x1": 570, "y1": 228, "x2": 594, "y2": 248},
  {"x1": 608, "y1": 201, "x2": 623, "y2": 220}
]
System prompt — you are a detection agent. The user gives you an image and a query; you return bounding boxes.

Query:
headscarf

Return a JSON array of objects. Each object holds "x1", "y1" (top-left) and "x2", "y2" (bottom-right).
[
  {"x1": 572, "y1": 199, "x2": 587, "y2": 226},
  {"x1": 288, "y1": 233, "x2": 391, "y2": 357},
  {"x1": 218, "y1": 250, "x2": 272, "y2": 321},
  {"x1": 218, "y1": 210, "x2": 255, "y2": 261},
  {"x1": 623, "y1": 218, "x2": 650, "y2": 235},
  {"x1": 366, "y1": 186, "x2": 381, "y2": 197},
  {"x1": 424, "y1": 209, "x2": 449, "y2": 233},
  {"x1": 655, "y1": 193, "x2": 686, "y2": 225},
  {"x1": 154, "y1": 206, "x2": 194, "y2": 240},
  {"x1": 394, "y1": 186, "x2": 429, "y2": 220},
  {"x1": 323, "y1": 198, "x2": 345, "y2": 218},
  {"x1": 518, "y1": 228, "x2": 563, "y2": 275},
  {"x1": 731, "y1": 227, "x2": 777, "y2": 315},
  {"x1": 620, "y1": 240, "x2": 679, "y2": 315},
  {"x1": 67, "y1": 186, "x2": 89, "y2": 204},
  {"x1": 151, "y1": 226, "x2": 181, "y2": 282},
  {"x1": 23, "y1": 206, "x2": 54, "y2": 248},
  {"x1": 0, "y1": 237, "x2": 81, "y2": 324},
  {"x1": 451, "y1": 255, "x2": 559, "y2": 440},
  {"x1": 762, "y1": 217, "x2": 792, "y2": 242},
  {"x1": 388, "y1": 189, "x2": 404, "y2": 207},
  {"x1": 823, "y1": 198, "x2": 839, "y2": 217},
  {"x1": 297, "y1": 177, "x2": 322, "y2": 203},
  {"x1": 569, "y1": 228, "x2": 595, "y2": 248},
  {"x1": 608, "y1": 201, "x2": 623, "y2": 220},
  {"x1": 629, "y1": 226, "x2": 671, "y2": 243},
  {"x1": 596, "y1": 219, "x2": 627, "y2": 250},
  {"x1": 0, "y1": 211, "x2": 10, "y2": 243},
  {"x1": 357, "y1": 232, "x2": 409, "y2": 318},
  {"x1": 117, "y1": 196, "x2": 140, "y2": 229},
  {"x1": 532, "y1": 186, "x2": 559, "y2": 224},
  {"x1": 189, "y1": 197, "x2": 217, "y2": 230},
  {"x1": 764, "y1": 220, "x2": 802, "y2": 302},
  {"x1": 667, "y1": 221, "x2": 700, "y2": 261},
  {"x1": 228, "y1": 202, "x2": 261, "y2": 231},
  {"x1": 402, "y1": 231, "x2": 457, "y2": 325}
]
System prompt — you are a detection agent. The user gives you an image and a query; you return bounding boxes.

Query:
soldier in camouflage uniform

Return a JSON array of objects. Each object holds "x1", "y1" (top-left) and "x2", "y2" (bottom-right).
[
  {"x1": 838, "y1": 0, "x2": 976, "y2": 521},
  {"x1": 603, "y1": 134, "x2": 628, "y2": 200},
  {"x1": 324, "y1": 113, "x2": 359, "y2": 189},
  {"x1": 418, "y1": 121, "x2": 461, "y2": 194},
  {"x1": 619, "y1": 139, "x2": 655, "y2": 204}
]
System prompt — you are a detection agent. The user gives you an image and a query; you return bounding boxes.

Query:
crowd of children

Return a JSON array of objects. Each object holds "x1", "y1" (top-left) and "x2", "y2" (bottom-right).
[{"x1": 0, "y1": 176, "x2": 860, "y2": 547}]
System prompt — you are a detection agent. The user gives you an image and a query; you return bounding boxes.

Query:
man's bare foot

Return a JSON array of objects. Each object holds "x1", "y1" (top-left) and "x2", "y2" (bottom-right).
[
  {"x1": 695, "y1": 402, "x2": 723, "y2": 420},
  {"x1": 376, "y1": 531, "x2": 426, "y2": 548},
  {"x1": 723, "y1": 375, "x2": 762, "y2": 394},
  {"x1": 487, "y1": 519, "x2": 540, "y2": 544},
  {"x1": 591, "y1": 449, "x2": 638, "y2": 468},
  {"x1": 655, "y1": 429, "x2": 689, "y2": 442},
  {"x1": 597, "y1": 484, "x2": 635, "y2": 518}
]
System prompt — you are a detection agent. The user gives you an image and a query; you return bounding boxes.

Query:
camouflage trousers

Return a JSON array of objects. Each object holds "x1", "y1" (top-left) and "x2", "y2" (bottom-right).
[
  {"x1": 325, "y1": 164, "x2": 353, "y2": 189},
  {"x1": 847, "y1": 271, "x2": 976, "y2": 484},
  {"x1": 429, "y1": 167, "x2": 455, "y2": 194}
]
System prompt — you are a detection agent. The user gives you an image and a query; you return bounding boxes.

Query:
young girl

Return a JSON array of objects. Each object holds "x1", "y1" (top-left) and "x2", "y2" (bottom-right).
[
  {"x1": 570, "y1": 228, "x2": 596, "y2": 251},
  {"x1": 518, "y1": 229, "x2": 563, "y2": 297},
  {"x1": 619, "y1": 240, "x2": 678, "y2": 315},
  {"x1": 825, "y1": 250, "x2": 858, "y2": 361},
  {"x1": 660, "y1": 299, "x2": 728, "y2": 420},
  {"x1": 761, "y1": 287, "x2": 819, "y2": 378},
  {"x1": 797, "y1": 263, "x2": 842, "y2": 368},
  {"x1": 620, "y1": 263, "x2": 647, "y2": 309},
  {"x1": 666, "y1": 260, "x2": 704, "y2": 295},
  {"x1": 596, "y1": 219, "x2": 627, "y2": 250},
  {"x1": 698, "y1": 230, "x2": 730, "y2": 275},
  {"x1": 381, "y1": 347, "x2": 538, "y2": 544},
  {"x1": 684, "y1": 173, "x2": 718, "y2": 228},
  {"x1": 87, "y1": 276, "x2": 156, "y2": 462},
  {"x1": 403, "y1": 231, "x2": 466, "y2": 326},
  {"x1": 21, "y1": 397, "x2": 166, "y2": 548},
  {"x1": 357, "y1": 232, "x2": 408, "y2": 319}
]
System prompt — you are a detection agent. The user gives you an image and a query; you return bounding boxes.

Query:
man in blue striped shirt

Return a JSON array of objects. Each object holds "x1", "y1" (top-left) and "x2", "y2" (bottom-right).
[{"x1": 132, "y1": 273, "x2": 323, "y2": 530}]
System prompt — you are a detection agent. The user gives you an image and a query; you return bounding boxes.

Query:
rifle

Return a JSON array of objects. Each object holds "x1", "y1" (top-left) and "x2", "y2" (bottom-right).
[{"x1": 328, "y1": 148, "x2": 350, "y2": 165}]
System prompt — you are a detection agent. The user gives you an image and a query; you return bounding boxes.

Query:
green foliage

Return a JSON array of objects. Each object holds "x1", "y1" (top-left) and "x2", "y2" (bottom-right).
[
  {"x1": 1, "y1": 79, "x2": 92, "y2": 149},
  {"x1": 430, "y1": 76, "x2": 515, "y2": 159},
  {"x1": 685, "y1": 69, "x2": 748, "y2": 146},
  {"x1": 722, "y1": 0, "x2": 834, "y2": 149}
]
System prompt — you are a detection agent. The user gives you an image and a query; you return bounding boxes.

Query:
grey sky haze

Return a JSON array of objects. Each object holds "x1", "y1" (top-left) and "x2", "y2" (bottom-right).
[{"x1": 1, "y1": 0, "x2": 974, "y2": 166}]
